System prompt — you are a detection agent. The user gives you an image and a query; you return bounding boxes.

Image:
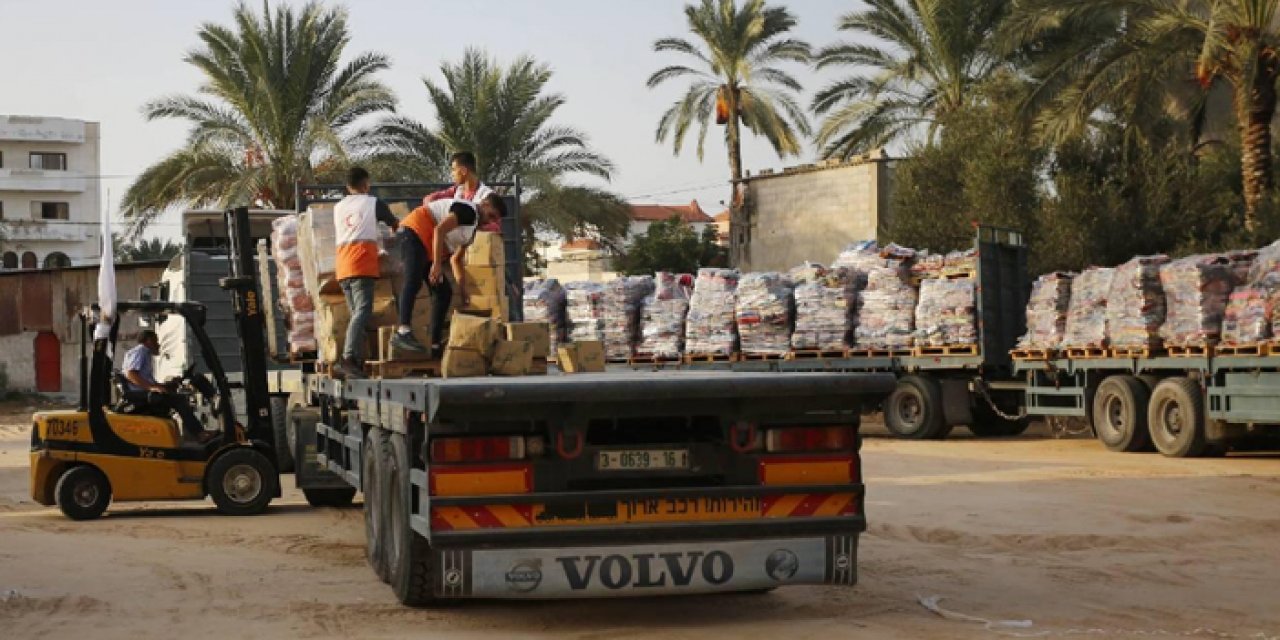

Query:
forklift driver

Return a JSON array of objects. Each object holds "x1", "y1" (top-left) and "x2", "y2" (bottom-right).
[{"x1": 123, "y1": 330, "x2": 212, "y2": 443}]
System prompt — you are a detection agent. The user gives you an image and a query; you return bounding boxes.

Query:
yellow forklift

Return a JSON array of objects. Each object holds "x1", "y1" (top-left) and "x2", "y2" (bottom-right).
[{"x1": 29, "y1": 208, "x2": 286, "y2": 519}]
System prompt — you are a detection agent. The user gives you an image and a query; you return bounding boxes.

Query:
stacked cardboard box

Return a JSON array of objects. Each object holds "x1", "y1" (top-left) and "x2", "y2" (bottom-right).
[
  {"x1": 462, "y1": 232, "x2": 509, "y2": 319},
  {"x1": 523, "y1": 279, "x2": 567, "y2": 357},
  {"x1": 557, "y1": 340, "x2": 606, "y2": 373},
  {"x1": 440, "y1": 313, "x2": 553, "y2": 378}
]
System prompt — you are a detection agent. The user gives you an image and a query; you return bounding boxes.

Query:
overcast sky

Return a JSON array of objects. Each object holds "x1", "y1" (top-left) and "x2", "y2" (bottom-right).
[{"x1": 0, "y1": 0, "x2": 868, "y2": 240}]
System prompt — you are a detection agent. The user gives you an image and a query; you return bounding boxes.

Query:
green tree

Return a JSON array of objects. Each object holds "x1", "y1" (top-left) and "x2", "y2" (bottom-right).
[
  {"x1": 120, "y1": 2, "x2": 394, "y2": 237},
  {"x1": 647, "y1": 0, "x2": 811, "y2": 265},
  {"x1": 1003, "y1": 0, "x2": 1280, "y2": 230},
  {"x1": 355, "y1": 48, "x2": 628, "y2": 260},
  {"x1": 614, "y1": 217, "x2": 727, "y2": 275},
  {"x1": 112, "y1": 235, "x2": 184, "y2": 263}
]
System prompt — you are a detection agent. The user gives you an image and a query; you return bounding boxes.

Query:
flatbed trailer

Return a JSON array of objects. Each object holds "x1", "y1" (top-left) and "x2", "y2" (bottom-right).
[
  {"x1": 298, "y1": 369, "x2": 895, "y2": 604},
  {"x1": 1015, "y1": 352, "x2": 1280, "y2": 457}
]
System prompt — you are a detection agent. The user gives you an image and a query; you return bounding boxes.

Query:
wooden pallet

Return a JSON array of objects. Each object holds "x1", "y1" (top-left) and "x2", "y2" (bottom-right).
[
  {"x1": 1065, "y1": 347, "x2": 1109, "y2": 359},
  {"x1": 366, "y1": 359, "x2": 441, "y2": 379},
  {"x1": 1009, "y1": 348, "x2": 1055, "y2": 361},
  {"x1": 1166, "y1": 344, "x2": 1213, "y2": 358},
  {"x1": 913, "y1": 344, "x2": 980, "y2": 357},
  {"x1": 740, "y1": 352, "x2": 787, "y2": 361},
  {"x1": 683, "y1": 353, "x2": 739, "y2": 364},
  {"x1": 847, "y1": 348, "x2": 911, "y2": 358},
  {"x1": 1215, "y1": 343, "x2": 1266, "y2": 357},
  {"x1": 628, "y1": 353, "x2": 683, "y2": 365},
  {"x1": 786, "y1": 349, "x2": 850, "y2": 360},
  {"x1": 1109, "y1": 345, "x2": 1163, "y2": 359},
  {"x1": 942, "y1": 268, "x2": 977, "y2": 280}
]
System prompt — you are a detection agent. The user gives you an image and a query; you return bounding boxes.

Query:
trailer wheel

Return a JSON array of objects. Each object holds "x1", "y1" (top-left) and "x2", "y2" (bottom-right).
[
  {"x1": 207, "y1": 447, "x2": 277, "y2": 516},
  {"x1": 55, "y1": 465, "x2": 111, "y2": 521},
  {"x1": 884, "y1": 375, "x2": 947, "y2": 440},
  {"x1": 1148, "y1": 377, "x2": 1207, "y2": 458},
  {"x1": 968, "y1": 392, "x2": 1030, "y2": 437},
  {"x1": 270, "y1": 397, "x2": 295, "y2": 473},
  {"x1": 363, "y1": 426, "x2": 390, "y2": 583},
  {"x1": 1092, "y1": 375, "x2": 1152, "y2": 453},
  {"x1": 386, "y1": 432, "x2": 437, "y2": 606}
]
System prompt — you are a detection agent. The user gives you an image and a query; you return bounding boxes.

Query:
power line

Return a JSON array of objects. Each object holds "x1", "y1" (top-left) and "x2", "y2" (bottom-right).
[{"x1": 623, "y1": 180, "x2": 728, "y2": 201}]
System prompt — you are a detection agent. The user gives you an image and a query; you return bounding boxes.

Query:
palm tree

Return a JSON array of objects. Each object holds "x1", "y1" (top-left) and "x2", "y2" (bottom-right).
[
  {"x1": 811, "y1": 0, "x2": 1009, "y2": 159},
  {"x1": 1003, "y1": 0, "x2": 1280, "y2": 230},
  {"x1": 355, "y1": 48, "x2": 628, "y2": 251},
  {"x1": 647, "y1": 0, "x2": 811, "y2": 265},
  {"x1": 120, "y1": 2, "x2": 394, "y2": 237}
]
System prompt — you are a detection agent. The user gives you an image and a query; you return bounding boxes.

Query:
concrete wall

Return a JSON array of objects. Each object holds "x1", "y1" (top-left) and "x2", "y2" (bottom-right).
[{"x1": 740, "y1": 156, "x2": 894, "y2": 272}]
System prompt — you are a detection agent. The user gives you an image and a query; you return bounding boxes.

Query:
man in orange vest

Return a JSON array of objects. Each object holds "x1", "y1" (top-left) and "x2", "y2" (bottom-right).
[{"x1": 332, "y1": 167, "x2": 399, "y2": 379}]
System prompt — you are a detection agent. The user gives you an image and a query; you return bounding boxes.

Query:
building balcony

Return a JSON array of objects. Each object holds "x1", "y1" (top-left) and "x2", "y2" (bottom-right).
[
  {"x1": 0, "y1": 116, "x2": 87, "y2": 143},
  {"x1": 0, "y1": 168, "x2": 89, "y2": 192},
  {"x1": 0, "y1": 219, "x2": 96, "y2": 243}
]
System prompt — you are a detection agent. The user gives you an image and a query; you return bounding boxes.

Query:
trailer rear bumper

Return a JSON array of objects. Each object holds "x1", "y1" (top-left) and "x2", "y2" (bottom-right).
[{"x1": 432, "y1": 533, "x2": 858, "y2": 598}]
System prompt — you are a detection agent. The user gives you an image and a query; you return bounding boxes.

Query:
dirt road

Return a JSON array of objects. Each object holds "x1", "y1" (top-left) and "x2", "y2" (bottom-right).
[{"x1": 2, "y1": 401, "x2": 1278, "y2": 639}]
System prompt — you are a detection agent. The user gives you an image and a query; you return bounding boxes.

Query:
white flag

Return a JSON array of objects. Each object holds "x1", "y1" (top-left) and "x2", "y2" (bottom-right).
[{"x1": 95, "y1": 207, "x2": 116, "y2": 340}]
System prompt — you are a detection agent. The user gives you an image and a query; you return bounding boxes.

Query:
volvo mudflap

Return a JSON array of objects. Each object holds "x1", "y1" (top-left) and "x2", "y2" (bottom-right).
[{"x1": 311, "y1": 370, "x2": 892, "y2": 605}]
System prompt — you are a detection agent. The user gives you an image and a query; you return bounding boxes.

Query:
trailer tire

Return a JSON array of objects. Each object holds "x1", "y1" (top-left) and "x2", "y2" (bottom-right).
[
  {"x1": 1092, "y1": 375, "x2": 1152, "y2": 453},
  {"x1": 968, "y1": 393, "x2": 1030, "y2": 437},
  {"x1": 884, "y1": 375, "x2": 947, "y2": 440},
  {"x1": 386, "y1": 432, "x2": 437, "y2": 606},
  {"x1": 270, "y1": 397, "x2": 295, "y2": 472},
  {"x1": 363, "y1": 427, "x2": 390, "y2": 583},
  {"x1": 1148, "y1": 377, "x2": 1207, "y2": 458}
]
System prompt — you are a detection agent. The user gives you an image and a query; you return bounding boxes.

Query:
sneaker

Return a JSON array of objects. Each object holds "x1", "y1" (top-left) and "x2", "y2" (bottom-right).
[
  {"x1": 333, "y1": 359, "x2": 367, "y2": 380},
  {"x1": 390, "y1": 331, "x2": 428, "y2": 353}
]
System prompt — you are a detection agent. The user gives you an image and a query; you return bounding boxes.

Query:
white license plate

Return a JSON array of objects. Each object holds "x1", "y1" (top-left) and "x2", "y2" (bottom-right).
[{"x1": 595, "y1": 449, "x2": 689, "y2": 471}]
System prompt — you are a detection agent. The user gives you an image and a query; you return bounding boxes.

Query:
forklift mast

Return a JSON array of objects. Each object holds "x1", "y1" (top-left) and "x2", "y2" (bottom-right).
[{"x1": 220, "y1": 206, "x2": 277, "y2": 451}]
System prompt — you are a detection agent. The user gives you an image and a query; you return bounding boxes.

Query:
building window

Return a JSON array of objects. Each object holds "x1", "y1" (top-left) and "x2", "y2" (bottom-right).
[
  {"x1": 0, "y1": 150, "x2": 4, "y2": 168},
  {"x1": 43, "y1": 252, "x2": 71, "y2": 269},
  {"x1": 29, "y1": 152, "x2": 68, "y2": 170},
  {"x1": 21, "y1": 252, "x2": 37, "y2": 269},
  {"x1": 1, "y1": 252, "x2": 16, "y2": 269},
  {"x1": 32, "y1": 201, "x2": 70, "y2": 220},
  {"x1": 0, "y1": 200, "x2": 4, "y2": 219}
]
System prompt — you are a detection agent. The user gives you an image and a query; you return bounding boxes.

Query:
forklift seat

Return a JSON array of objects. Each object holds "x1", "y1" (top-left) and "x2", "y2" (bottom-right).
[{"x1": 112, "y1": 371, "x2": 170, "y2": 419}]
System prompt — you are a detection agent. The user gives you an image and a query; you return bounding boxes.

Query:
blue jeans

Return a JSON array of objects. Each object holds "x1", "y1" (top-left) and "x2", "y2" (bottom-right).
[{"x1": 341, "y1": 276, "x2": 375, "y2": 363}]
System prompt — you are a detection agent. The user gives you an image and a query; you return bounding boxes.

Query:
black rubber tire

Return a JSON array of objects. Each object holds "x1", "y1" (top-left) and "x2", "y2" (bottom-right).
[
  {"x1": 364, "y1": 426, "x2": 390, "y2": 583},
  {"x1": 1092, "y1": 375, "x2": 1153, "y2": 453},
  {"x1": 207, "y1": 447, "x2": 278, "y2": 516},
  {"x1": 884, "y1": 375, "x2": 947, "y2": 440},
  {"x1": 270, "y1": 396, "x2": 295, "y2": 473},
  {"x1": 304, "y1": 487, "x2": 356, "y2": 507},
  {"x1": 1148, "y1": 377, "x2": 1208, "y2": 458},
  {"x1": 386, "y1": 432, "x2": 436, "y2": 606},
  {"x1": 968, "y1": 397, "x2": 1031, "y2": 437},
  {"x1": 55, "y1": 465, "x2": 111, "y2": 521}
]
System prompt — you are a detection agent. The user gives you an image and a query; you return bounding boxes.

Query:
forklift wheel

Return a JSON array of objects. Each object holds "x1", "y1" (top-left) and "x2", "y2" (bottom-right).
[
  {"x1": 55, "y1": 465, "x2": 112, "y2": 521},
  {"x1": 208, "y1": 448, "x2": 278, "y2": 516}
]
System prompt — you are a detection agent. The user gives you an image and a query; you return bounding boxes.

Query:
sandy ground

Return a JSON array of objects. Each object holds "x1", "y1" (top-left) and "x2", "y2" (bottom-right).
[{"x1": 1, "y1": 400, "x2": 1278, "y2": 640}]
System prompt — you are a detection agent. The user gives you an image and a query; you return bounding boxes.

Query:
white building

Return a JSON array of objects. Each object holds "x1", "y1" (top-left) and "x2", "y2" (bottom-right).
[
  {"x1": 0, "y1": 115, "x2": 102, "y2": 269},
  {"x1": 626, "y1": 201, "x2": 714, "y2": 241},
  {"x1": 537, "y1": 201, "x2": 715, "y2": 283}
]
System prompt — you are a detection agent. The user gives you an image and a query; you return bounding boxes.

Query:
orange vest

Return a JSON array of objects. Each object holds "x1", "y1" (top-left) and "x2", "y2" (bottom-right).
[
  {"x1": 334, "y1": 194, "x2": 381, "y2": 280},
  {"x1": 401, "y1": 206, "x2": 439, "y2": 259}
]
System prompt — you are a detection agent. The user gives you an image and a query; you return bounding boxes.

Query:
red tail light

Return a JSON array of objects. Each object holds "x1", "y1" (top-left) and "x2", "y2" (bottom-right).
[
  {"x1": 430, "y1": 436, "x2": 526, "y2": 463},
  {"x1": 764, "y1": 426, "x2": 854, "y2": 453}
]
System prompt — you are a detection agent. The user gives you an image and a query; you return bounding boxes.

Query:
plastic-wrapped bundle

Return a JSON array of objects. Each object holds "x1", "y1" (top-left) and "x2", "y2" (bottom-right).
[
  {"x1": 1017, "y1": 272, "x2": 1074, "y2": 349},
  {"x1": 915, "y1": 277, "x2": 977, "y2": 346},
  {"x1": 1227, "y1": 249, "x2": 1258, "y2": 284},
  {"x1": 1159, "y1": 255, "x2": 1237, "y2": 347},
  {"x1": 564, "y1": 282, "x2": 605, "y2": 343},
  {"x1": 832, "y1": 240, "x2": 881, "y2": 290},
  {"x1": 945, "y1": 248, "x2": 978, "y2": 273},
  {"x1": 523, "y1": 279, "x2": 567, "y2": 354},
  {"x1": 602, "y1": 276, "x2": 655, "y2": 360},
  {"x1": 1248, "y1": 241, "x2": 1280, "y2": 283},
  {"x1": 854, "y1": 260, "x2": 917, "y2": 349},
  {"x1": 1106, "y1": 255, "x2": 1169, "y2": 348},
  {"x1": 1221, "y1": 284, "x2": 1273, "y2": 345},
  {"x1": 637, "y1": 272, "x2": 691, "y2": 358},
  {"x1": 1062, "y1": 267, "x2": 1115, "y2": 349},
  {"x1": 790, "y1": 263, "x2": 857, "y2": 351},
  {"x1": 735, "y1": 272, "x2": 795, "y2": 355},
  {"x1": 271, "y1": 214, "x2": 317, "y2": 354},
  {"x1": 685, "y1": 268, "x2": 740, "y2": 356}
]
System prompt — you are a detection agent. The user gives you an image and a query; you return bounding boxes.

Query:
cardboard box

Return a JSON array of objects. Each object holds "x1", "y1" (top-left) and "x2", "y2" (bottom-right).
[
  {"x1": 468, "y1": 231, "x2": 506, "y2": 266},
  {"x1": 529, "y1": 358, "x2": 549, "y2": 375},
  {"x1": 489, "y1": 339, "x2": 534, "y2": 376},
  {"x1": 462, "y1": 264, "x2": 504, "y2": 297},
  {"x1": 464, "y1": 292, "x2": 510, "y2": 320},
  {"x1": 442, "y1": 347, "x2": 488, "y2": 378},
  {"x1": 556, "y1": 340, "x2": 606, "y2": 373},
  {"x1": 505, "y1": 322, "x2": 551, "y2": 359},
  {"x1": 448, "y1": 312, "x2": 498, "y2": 355}
]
